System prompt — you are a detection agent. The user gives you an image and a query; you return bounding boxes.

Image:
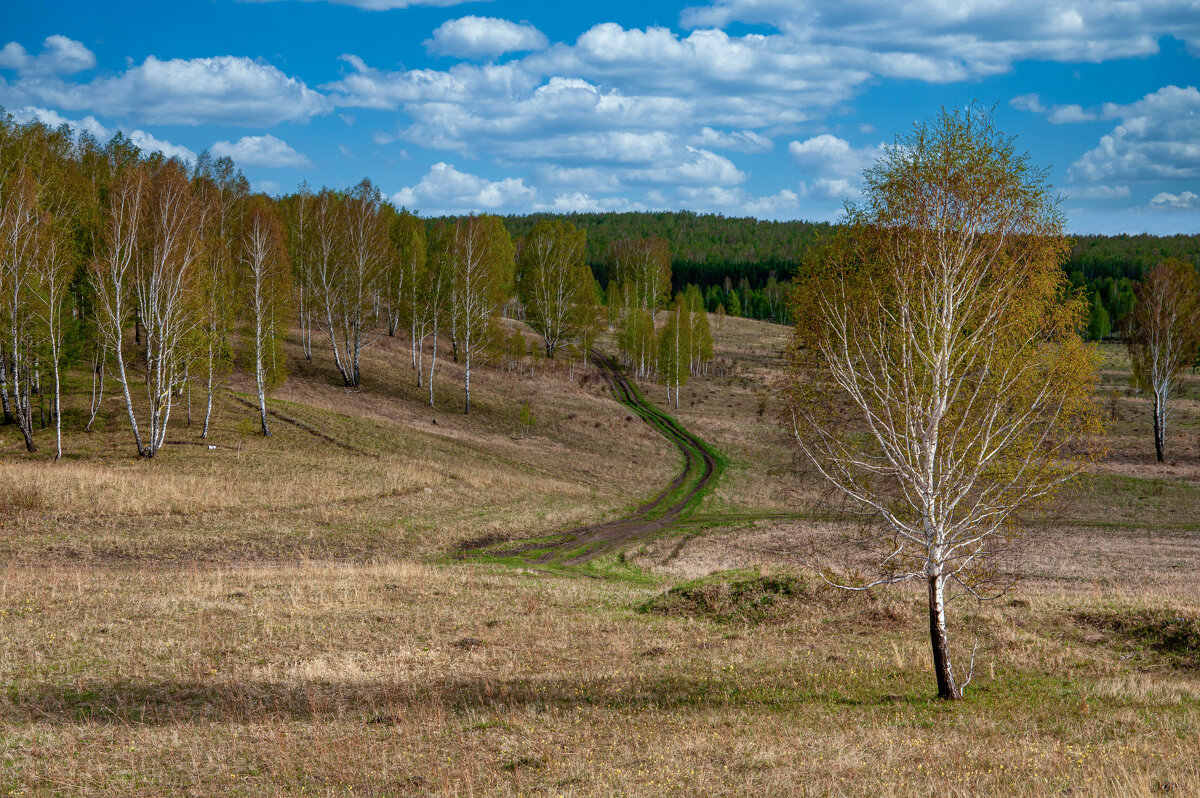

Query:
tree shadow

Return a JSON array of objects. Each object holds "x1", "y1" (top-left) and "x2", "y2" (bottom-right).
[{"x1": 3, "y1": 671, "x2": 937, "y2": 726}]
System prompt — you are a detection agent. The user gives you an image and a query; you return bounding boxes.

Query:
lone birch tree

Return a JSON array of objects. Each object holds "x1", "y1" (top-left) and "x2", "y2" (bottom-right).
[
  {"x1": 785, "y1": 106, "x2": 1102, "y2": 700},
  {"x1": 1128, "y1": 258, "x2": 1200, "y2": 462}
]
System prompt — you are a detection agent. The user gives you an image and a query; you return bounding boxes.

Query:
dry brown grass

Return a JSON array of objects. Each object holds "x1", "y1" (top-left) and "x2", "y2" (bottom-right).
[
  {"x1": 1, "y1": 325, "x2": 1199, "y2": 796},
  {"x1": 1, "y1": 328, "x2": 674, "y2": 562}
]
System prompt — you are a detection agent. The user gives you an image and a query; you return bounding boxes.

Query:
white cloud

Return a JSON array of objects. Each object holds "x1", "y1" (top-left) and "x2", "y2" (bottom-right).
[
  {"x1": 9, "y1": 105, "x2": 194, "y2": 162},
  {"x1": 1010, "y1": 93, "x2": 1046, "y2": 113},
  {"x1": 1, "y1": 55, "x2": 328, "y2": 126},
  {"x1": 532, "y1": 192, "x2": 641, "y2": 213},
  {"x1": 249, "y1": 0, "x2": 476, "y2": 9},
  {"x1": 627, "y1": 146, "x2": 745, "y2": 186},
  {"x1": 1067, "y1": 184, "x2": 1131, "y2": 199},
  {"x1": 1070, "y1": 85, "x2": 1200, "y2": 183},
  {"x1": 503, "y1": 130, "x2": 676, "y2": 164},
  {"x1": 1149, "y1": 190, "x2": 1199, "y2": 209},
  {"x1": 789, "y1": 134, "x2": 884, "y2": 177},
  {"x1": 128, "y1": 130, "x2": 197, "y2": 163},
  {"x1": 1048, "y1": 104, "x2": 1096, "y2": 124},
  {"x1": 1010, "y1": 93, "x2": 1096, "y2": 123},
  {"x1": 426, "y1": 17, "x2": 549, "y2": 59},
  {"x1": 788, "y1": 134, "x2": 888, "y2": 202},
  {"x1": 253, "y1": 179, "x2": 282, "y2": 195},
  {"x1": 392, "y1": 162, "x2": 535, "y2": 214},
  {"x1": 690, "y1": 127, "x2": 773, "y2": 153},
  {"x1": 0, "y1": 35, "x2": 95, "y2": 75},
  {"x1": 537, "y1": 165, "x2": 623, "y2": 192},
  {"x1": 801, "y1": 177, "x2": 857, "y2": 201},
  {"x1": 211, "y1": 134, "x2": 311, "y2": 168},
  {"x1": 10, "y1": 105, "x2": 110, "y2": 139},
  {"x1": 677, "y1": 185, "x2": 800, "y2": 218},
  {"x1": 680, "y1": 1, "x2": 1200, "y2": 77}
]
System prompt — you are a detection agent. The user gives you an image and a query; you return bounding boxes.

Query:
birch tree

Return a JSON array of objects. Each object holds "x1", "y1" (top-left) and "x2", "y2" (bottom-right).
[
  {"x1": 420, "y1": 223, "x2": 452, "y2": 405},
  {"x1": 283, "y1": 181, "x2": 315, "y2": 362},
  {"x1": 516, "y1": 219, "x2": 595, "y2": 358},
  {"x1": 90, "y1": 167, "x2": 149, "y2": 454},
  {"x1": 241, "y1": 197, "x2": 292, "y2": 436},
  {"x1": 0, "y1": 162, "x2": 41, "y2": 451},
  {"x1": 610, "y1": 237, "x2": 670, "y2": 320},
  {"x1": 312, "y1": 180, "x2": 387, "y2": 387},
  {"x1": 785, "y1": 107, "x2": 1102, "y2": 700},
  {"x1": 91, "y1": 161, "x2": 202, "y2": 458},
  {"x1": 388, "y1": 208, "x2": 424, "y2": 346},
  {"x1": 30, "y1": 213, "x2": 74, "y2": 459},
  {"x1": 658, "y1": 294, "x2": 690, "y2": 407},
  {"x1": 448, "y1": 215, "x2": 513, "y2": 414},
  {"x1": 1128, "y1": 258, "x2": 1200, "y2": 462},
  {"x1": 192, "y1": 154, "x2": 244, "y2": 438}
]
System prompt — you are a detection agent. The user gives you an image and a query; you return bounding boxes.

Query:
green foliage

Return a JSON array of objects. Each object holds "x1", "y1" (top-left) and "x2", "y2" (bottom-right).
[
  {"x1": 1087, "y1": 291, "x2": 1112, "y2": 341},
  {"x1": 516, "y1": 219, "x2": 595, "y2": 357},
  {"x1": 518, "y1": 400, "x2": 535, "y2": 438},
  {"x1": 658, "y1": 295, "x2": 691, "y2": 394}
]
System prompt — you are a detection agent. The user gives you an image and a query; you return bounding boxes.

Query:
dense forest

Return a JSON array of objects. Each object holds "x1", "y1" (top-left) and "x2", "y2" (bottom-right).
[{"x1": 484, "y1": 212, "x2": 1200, "y2": 334}]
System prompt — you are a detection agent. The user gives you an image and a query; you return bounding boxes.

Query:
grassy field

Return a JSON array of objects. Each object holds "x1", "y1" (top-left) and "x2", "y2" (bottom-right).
[{"x1": 2, "y1": 319, "x2": 1199, "y2": 796}]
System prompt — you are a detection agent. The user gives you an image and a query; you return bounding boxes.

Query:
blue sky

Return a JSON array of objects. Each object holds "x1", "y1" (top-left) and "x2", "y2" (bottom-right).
[{"x1": 2, "y1": 0, "x2": 1197, "y2": 233}]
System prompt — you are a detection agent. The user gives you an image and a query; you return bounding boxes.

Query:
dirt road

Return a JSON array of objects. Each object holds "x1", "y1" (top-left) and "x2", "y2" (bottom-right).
[{"x1": 471, "y1": 351, "x2": 719, "y2": 566}]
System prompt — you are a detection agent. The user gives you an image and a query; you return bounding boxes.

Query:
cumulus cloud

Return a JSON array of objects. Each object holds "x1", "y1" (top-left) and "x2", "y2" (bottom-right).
[
  {"x1": 1149, "y1": 190, "x2": 1199, "y2": 209},
  {"x1": 680, "y1": 0, "x2": 1200, "y2": 78},
  {"x1": 10, "y1": 105, "x2": 110, "y2": 139},
  {"x1": 532, "y1": 192, "x2": 642, "y2": 213},
  {"x1": 127, "y1": 130, "x2": 197, "y2": 163},
  {"x1": 1067, "y1": 184, "x2": 1131, "y2": 200},
  {"x1": 690, "y1": 127, "x2": 773, "y2": 153},
  {"x1": 211, "y1": 134, "x2": 311, "y2": 168},
  {"x1": 1010, "y1": 93, "x2": 1097, "y2": 123},
  {"x1": 789, "y1": 134, "x2": 881, "y2": 174},
  {"x1": 677, "y1": 185, "x2": 800, "y2": 218},
  {"x1": 249, "y1": 0, "x2": 476, "y2": 9},
  {"x1": 392, "y1": 162, "x2": 535, "y2": 214},
  {"x1": 626, "y1": 147, "x2": 745, "y2": 186},
  {"x1": 426, "y1": 17, "x2": 548, "y2": 59},
  {"x1": 787, "y1": 134, "x2": 887, "y2": 201},
  {"x1": 1069, "y1": 85, "x2": 1200, "y2": 183},
  {"x1": 1, "y1": 54, "x2": 328, "y2": 126},
  {"x1": 10, "y1": 105, "x2": 195, "y2": 163},
  {"x1": 0, "y1": 35, "x2": 95, "y2": 75}
]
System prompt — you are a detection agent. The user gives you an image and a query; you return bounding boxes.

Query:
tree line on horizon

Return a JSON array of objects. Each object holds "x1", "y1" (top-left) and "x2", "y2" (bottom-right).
[{"x1": 488, "y1": 211, "x2": 1199, "y2": 337}]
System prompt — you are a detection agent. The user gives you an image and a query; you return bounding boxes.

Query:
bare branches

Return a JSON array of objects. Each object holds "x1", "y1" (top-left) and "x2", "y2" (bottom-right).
[
  {"x1": 1128, "y1": 259, "x2": 1200, "y2": 462},
  {"x1": 785, "y1": 106, "x2": 1103, "y2": 700}
]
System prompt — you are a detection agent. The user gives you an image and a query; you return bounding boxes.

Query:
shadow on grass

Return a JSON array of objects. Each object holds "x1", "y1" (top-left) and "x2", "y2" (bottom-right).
[{"x1": 4, "y1": 671, "x2": 966, "y2": 727}]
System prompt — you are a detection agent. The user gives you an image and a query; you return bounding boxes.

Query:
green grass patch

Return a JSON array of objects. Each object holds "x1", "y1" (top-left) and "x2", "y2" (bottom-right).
[{"x1": 637, "y1": 569, "x2": 818, "y2": 623}]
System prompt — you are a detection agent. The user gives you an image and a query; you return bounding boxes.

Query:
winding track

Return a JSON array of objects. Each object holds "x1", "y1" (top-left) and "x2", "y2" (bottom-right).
[{"x1": 481, "y1": 350, "x2": 718, "y2": 566}]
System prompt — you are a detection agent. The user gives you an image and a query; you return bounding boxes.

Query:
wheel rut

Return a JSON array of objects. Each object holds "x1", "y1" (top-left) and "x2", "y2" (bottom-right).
[{"x1": 466, "y1": 350, "x2": 719, "y2": 567}]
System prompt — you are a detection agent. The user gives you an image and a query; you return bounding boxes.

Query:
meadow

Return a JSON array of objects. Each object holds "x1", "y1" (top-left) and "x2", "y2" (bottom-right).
[{"x1": 2, "y1": 317, "x2": 1199, "y2": 796}]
